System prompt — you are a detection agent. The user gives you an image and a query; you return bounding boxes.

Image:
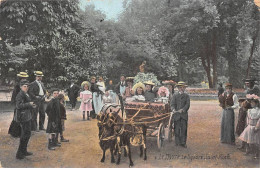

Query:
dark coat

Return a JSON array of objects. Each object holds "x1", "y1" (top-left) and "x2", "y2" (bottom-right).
[
  {"x1": 170, "y1": 92, "x2": 190, "y2": 121},
  {"x1": 46, "y1": 98, "x2": 62, "y2": 133},
  {"x1": 144, "y1": 91, "x2": 156, "y2": 102},
  {"x1": 15, "y1": 91, "x2": 33, "y2": 122},
  {"x1": 28, "y1": 81, "x2": 46, "y2": 102},
  {"x1": 67, "y1": 84, "x2": 80, "y2": 99},
  {"x1": 11, "y1": 84, "x2": 21, "y2": 104},
  {"x1": 115, "y1": 81, "x2": 126, "y2": 95},
  {"x1": 60, "y1": 103, "x2": 67, "y2": 120},
  {"x1": 106, "y1": 84, "x2": 114, "y2": 92},
  {"x1": 246, "y1": 86, "x2": 260, "y2": 96}
]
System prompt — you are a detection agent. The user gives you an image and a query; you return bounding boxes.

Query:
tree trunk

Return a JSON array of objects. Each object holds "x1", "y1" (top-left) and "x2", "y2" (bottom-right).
[
  {"x1": 211, "y1": 30, "x2": 218, "y2": 88},
  {"x1": 246, "y1": 24, "x2": 259, "y2": 78}
]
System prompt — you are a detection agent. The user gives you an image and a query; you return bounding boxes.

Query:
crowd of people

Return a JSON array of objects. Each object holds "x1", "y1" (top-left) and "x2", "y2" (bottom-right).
[
  {"x1": 6, "y1": 70, "x2": 260, "y2": 161},
  {"x1": 218, "y1": 79, "x2": 260, "y2": 159}
]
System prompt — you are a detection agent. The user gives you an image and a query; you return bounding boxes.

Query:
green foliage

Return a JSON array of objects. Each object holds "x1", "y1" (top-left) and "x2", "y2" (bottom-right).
[{"x1": 134, "y1": 72, "x2": 160, "y2": 86}]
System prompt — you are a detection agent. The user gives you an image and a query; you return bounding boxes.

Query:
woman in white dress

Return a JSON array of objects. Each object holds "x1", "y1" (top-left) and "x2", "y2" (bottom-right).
[{"x1": 239, "y1": 94, "x2": 260, "y2": 159}]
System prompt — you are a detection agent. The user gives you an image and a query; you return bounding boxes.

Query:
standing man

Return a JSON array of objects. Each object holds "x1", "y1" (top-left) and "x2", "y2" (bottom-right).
[
  {"x1": 28, "y1": 71, "x2": 46, "y2": 131},
  {"x1": 244, "y1": 78, "x2": 260, "y2": 96},
  {"x1": 8, "y1": 72, "x2": 29, "y2": 138},
  {"x1": 218, "y1": 83, "x2": 239, "y2": 145},
  {"x1": 15, "y1": 81, "x2": 36, "y2": 159},
  {"x1": 67, "y1": 81, "x2": 80, "y2": 110},
  {"x1": 170, "y1": 81, "x2": 190, "y2": 148},
  {"x1": 115, "y1": 75, "x2": 126, "y2": 112}
]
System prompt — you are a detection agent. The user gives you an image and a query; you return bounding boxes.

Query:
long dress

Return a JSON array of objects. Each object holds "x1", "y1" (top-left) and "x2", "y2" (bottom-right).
[
  {"x1": 239, "y1": 107, "x2": 260, "y2": 145},
  {"x1": 93, "y1": 83, "x2": 105, "y2": 114},
  {"x1": 236, "y1": 106, "x2": 248, "y2": 136},
  {"x1": 80, "y1": 90, "x2": 93, "y2": 112},
  {"x1": 219, "y1": 92, "x2": 239, "y2": 144}
]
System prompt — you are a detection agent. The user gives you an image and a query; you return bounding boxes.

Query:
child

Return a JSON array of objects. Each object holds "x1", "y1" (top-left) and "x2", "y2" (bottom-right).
[
  {"x1": 157, "y1": 86, "x2": 170, "y2": 104},
  {"x1": 57, "y1": 94, "x2": 69, "y2": 142},
  {"x1": 45, "y1": 88, "x2": 62, "y2": 150},
  {"x1": 80, "y1": 81, "x2": 92, "y2": 120},
  {"x1": 103, "y1": 91, "x2": 113, "y2": 104},
  {"x1": 239, "y1": 94, "x2": 260, "y2": 159}
]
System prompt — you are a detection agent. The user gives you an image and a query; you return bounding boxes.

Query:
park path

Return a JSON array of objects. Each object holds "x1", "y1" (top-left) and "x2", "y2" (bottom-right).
[{"x1": 0, "y1": 101, "x2": 259, "y2": 168}]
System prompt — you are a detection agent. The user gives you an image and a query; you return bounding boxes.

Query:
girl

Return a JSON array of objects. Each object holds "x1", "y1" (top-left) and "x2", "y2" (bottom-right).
[
  {"x1": 80, "y1": 81, "x2": 92, "y2": 120},
  {"x1": 157, "y1": 86, "x2": 170, "y2": 104},
  {"x1": 239, "y1": 94, "x2": 260, "y2": 159}
]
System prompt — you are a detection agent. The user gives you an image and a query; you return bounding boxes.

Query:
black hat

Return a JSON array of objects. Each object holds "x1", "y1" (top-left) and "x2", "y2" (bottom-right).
[
  {"x1": 20, "y1": 81, "x2": 30, "y2": 87},
  {"x1": 244, "y1": 78, "x2": 256, "y2": 83}
]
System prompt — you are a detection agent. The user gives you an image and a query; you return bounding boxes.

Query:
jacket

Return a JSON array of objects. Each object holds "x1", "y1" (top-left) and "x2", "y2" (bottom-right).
[
  {"x1": 170, "y1": 92, "x2": 190, "y2": 121},
  {"x1": 28, "y1": 81, "x2": 46, "y2": 102},
  {"x1": 15, "y1": 91, "x2": 33, "y2": 122}
]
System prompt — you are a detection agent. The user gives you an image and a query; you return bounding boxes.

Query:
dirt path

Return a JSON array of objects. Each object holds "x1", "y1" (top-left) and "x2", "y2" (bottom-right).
[{"x1": 0, "y1": 101, "x2": 259, "y2": 168}]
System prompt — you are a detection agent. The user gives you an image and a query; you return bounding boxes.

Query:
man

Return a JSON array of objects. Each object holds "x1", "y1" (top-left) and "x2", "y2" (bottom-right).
[
  {"x1": 15, "y1": 81, "x2": 36, "y2": 159},
  {"x1": 45, "y1": 88, "x2": 62, "y2": 150},
  {"x1": 170, "y1": 81, "x2": 190, "y2": 148},
  {"x1": 144, "y1": 80, "x2": 156, "y2": 102},
  {"x1": 115, "y1": 75, "x2": 126, "y2": 112},
  {"x1": 244, "y1": 78, "x2": 260, "y2": 96},
  {"x1": 8, "y1": 72, "x2": 29, "y2": 138},
  {"x1": 67, "y1": 81, "x2": 80, "y2": 110},
  {"x1": 218, "y1": 83, "x2": 239, "y2": 145},
  {"x1": 28, "y1": 71, "x2": 46, "y2": 131}
]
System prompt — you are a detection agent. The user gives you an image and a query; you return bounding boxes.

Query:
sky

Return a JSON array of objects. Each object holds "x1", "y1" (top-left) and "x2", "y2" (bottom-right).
[{"x1": 80, "y1": 0, "x2": 124, "y2": 20}]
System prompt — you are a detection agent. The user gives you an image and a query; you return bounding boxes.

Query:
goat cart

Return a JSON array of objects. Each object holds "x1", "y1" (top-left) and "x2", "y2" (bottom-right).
[{"x1": 124, "y1": 101, "x2": 174, "y2": 149}]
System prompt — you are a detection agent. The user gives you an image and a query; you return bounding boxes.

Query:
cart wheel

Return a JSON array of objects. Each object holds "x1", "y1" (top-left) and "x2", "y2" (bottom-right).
[
  {"x1": 157, "y1": 123, "x2": 165, "y2": 149},
  {"x1": 168, "y1": 113, "x2": 174, "y2": 142}
]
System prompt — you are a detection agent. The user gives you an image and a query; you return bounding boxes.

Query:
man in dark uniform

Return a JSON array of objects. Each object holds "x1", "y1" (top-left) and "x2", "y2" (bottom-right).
[
  {"x1": 244, "y1": 78, "x2": 260, "y2": 96},
  {"x1": 28, "y1": 71, "x2": 46, "y2": 131},
  {"x1": 45, "y1": 88, "x2": 62, "y2": 150},
  {"x1": 67, "y1": 81, "x2": 80, "y2": 110},
  {"x1": 8, "y1": 72, "x2": 29, "y2": 138},
  {"x1": 15, "y1": 81, "x2": 36, "y2": 159},
  {"x1": 170, "y1": 81, "x2": 190, "y2": 148}
]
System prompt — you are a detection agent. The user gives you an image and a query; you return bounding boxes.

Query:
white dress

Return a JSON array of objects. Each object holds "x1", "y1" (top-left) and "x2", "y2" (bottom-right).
[{"x1": 239, "y1": 107, "x2": 260, "y2": 145}]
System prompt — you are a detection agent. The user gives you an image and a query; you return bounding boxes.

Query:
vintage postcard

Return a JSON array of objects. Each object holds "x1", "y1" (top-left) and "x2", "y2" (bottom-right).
[{"x1": 0, "y1": 0, "x2": 259, "y2": 168}]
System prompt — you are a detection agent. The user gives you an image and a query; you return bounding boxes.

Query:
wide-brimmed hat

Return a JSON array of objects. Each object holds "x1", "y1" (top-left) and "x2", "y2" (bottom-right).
[
  {"x1": 162, "y1": 80, "x2": 176, "y2": 86},
  {"x1": 126, "y1": 77, "x2": 135, "y2": 82},
  {"x1": 34, "y1": 71, "x2": 44, "y2": 77},
  {"x1": 225, "y1": 83, "x2": 232, "y2": 87},
  {"x1": 144, "y1": 80, "x2": 155, "y2": 86},
  {"x1": 132, "y1": 82, "x2": 145, "y2": 92},
  {"x1": 246, "y1": 94, "x2": 259, "y2": 100},
  {"x1": 81, "y1": 81, "x2": 90, "y2": 88},
  {"x1": 244, "y1": 78, "x2": 256, "y2": 84},
  {"x1": 20, "y1": 80, "x2": 30, "y2": 86},
  {"x1": 158, "y1": 86, "x2": 170, "y2": 97},
  {"x1": 176, "y1": 81, "x2": 188, "y2": 87},
  {"x1": 17, "y1": 72, "x2": 29, "y2": 78},
  {"x1": 238, "y1": 98, "x2": 246, "y2": 103}
]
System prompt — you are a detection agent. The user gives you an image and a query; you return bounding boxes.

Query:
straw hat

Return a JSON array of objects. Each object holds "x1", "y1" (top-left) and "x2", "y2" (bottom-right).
[
  {"x1": 144, "y1": 80, "x2": 155, "y2": 86},
  {"x1": 132, "y1": 82, "x2": 145, "y2": 92},
  {"x1": 34, "y1": 71, "x2": 44, "y2": 77},
  {"x1": 17, "y1": 72, "x2": 29, "y2": 78},
  {"x1": 176, "y1": 81, "x2": 188, "y2": 87},
  {"x1": 81, "y1": 81, "x2": 90, "y2": 88},
  {"x1": 162, "y1": 80, "x2": 176, "y2": 86},
  {"x1": 225, "y1": 83, "x2": 232, "y2": 87}
]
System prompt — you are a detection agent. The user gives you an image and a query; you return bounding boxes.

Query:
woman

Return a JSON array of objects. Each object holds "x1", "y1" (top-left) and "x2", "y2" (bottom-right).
[
  {"x1": 123, "y1": 77, "x2": 134, "y2": 102},
  {"x1": 218, "y1": 83, "x2": 239, "y2": 145},
  {"x1": 144, "y1": 81, "x2": 155, "y2": 102},
  {"x1": 239, "y1": 94, "x2": 260, "y2": 159},
  {"x1": 131, "y1": 82, "x2": 145, "y2": 102}
]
